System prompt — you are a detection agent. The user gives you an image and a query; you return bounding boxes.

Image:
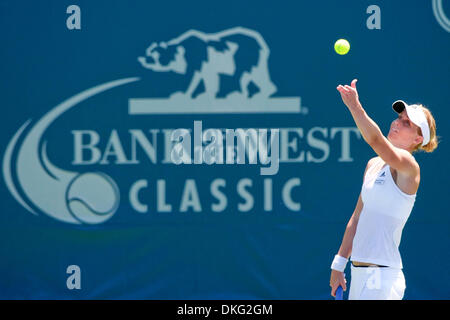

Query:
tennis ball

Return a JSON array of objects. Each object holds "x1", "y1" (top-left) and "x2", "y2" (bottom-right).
[
  {"x1": 334, "y1": 39, "x2": 350, "y2": 55},
  {"x1": 66, "y1": 172, "x2": 119, "y2": 224}
]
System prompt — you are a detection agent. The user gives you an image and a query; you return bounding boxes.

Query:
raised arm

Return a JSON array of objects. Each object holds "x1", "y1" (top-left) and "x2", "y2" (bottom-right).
[{"x1": 337, "y1": 80, "x2": 418, "y2": 176}]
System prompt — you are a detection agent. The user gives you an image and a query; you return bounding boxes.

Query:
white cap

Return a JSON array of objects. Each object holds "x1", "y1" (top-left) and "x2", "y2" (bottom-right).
[{"x1": 392, "y1": 100, "x2": 430, "y2": 146}]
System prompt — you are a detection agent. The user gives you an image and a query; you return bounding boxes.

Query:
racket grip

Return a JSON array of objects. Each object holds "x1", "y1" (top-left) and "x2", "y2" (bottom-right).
[{"x1": 335, "y1": 286, "x2": 344, "y2": 300}]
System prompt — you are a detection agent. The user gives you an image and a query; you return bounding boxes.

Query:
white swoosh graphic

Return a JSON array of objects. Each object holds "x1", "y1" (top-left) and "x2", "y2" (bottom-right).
[
  {"x1": 433, "y1": 0, "x2": 450, "y2": 32},
  {"x1": 10, "y1": 77, "x2": 139, "y2": 223},
  {"x1": 2, "y1": 120, "x2": 37, "y2": 215}
]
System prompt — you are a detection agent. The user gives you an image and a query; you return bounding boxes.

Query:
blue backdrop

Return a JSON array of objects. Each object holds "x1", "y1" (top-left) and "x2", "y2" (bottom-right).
[{"x1": 0, "y1": 0, "x2": 449, "y2": 299}]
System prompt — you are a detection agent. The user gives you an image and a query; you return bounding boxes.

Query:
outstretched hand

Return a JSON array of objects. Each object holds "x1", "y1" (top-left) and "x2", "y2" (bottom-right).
[{"x1": 337, "y1": 79, "x2": 360, "y2": 110}]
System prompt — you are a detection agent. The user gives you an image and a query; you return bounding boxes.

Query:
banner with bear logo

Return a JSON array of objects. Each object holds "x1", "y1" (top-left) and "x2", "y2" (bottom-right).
[{"x1": 0, "y1": 0, "x2": 449, "y2": 299}]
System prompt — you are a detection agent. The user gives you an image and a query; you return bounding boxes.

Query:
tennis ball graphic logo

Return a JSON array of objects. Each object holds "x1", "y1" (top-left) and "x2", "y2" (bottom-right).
[{"x1": 66, "y1": 172, "x2": 120, "y2": 224}]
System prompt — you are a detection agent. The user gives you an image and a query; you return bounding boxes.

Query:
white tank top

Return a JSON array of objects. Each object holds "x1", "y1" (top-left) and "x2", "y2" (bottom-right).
[{"x1": 351, "y1": 157, "x2": 416, "y2": 269}]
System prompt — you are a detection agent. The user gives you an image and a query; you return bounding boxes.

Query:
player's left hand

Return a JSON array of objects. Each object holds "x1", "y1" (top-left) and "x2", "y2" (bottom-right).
[{"x1": 337, "y1": 79, "x2": 360, "y2": 110}]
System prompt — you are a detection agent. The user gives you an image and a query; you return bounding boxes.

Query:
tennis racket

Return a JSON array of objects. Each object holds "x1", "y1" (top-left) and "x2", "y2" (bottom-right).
[{"x1": 335, "y1": 286, "x2": 343, "y2": 300}]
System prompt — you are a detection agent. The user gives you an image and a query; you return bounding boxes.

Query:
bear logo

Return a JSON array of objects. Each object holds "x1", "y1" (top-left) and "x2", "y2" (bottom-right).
[{"x1": 138, "y1": 27, "x2": 278, "y2": 101}]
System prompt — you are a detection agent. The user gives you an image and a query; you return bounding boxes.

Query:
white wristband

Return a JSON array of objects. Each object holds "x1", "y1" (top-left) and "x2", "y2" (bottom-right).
[{"x1": 331, "y1": 255, "x2": 348, "y2": 272}]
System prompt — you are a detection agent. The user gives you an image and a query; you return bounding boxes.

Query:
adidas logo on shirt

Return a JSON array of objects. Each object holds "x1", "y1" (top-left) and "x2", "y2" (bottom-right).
[{"x1": 375, "y1": 171, "x2": 386, "y2": 185}]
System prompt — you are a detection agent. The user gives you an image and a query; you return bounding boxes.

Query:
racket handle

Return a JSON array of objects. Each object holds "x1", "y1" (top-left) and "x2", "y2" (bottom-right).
[{"x1": 335, "y1": 286, "x2": 344, "y2": 300}]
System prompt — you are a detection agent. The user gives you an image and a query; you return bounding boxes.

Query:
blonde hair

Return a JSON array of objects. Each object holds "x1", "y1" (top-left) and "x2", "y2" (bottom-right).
[{"x1": 412, "y1": 105, "x2": 438, "y2": 153}]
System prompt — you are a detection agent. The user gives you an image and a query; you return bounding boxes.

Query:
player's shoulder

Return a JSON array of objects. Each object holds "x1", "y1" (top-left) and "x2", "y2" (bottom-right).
[
  {"x1": 389, "y1": 145, "x2": 420, "y2": 174},
  {"x1": 362, "y1": 156, "x2": 379, "y2": 177},
  {"x1": 400, "y1": 151, "x2": 421, "y2": 176},
  {"x1": 367, "y1": 156, "x2": 380, "y2": 168}
]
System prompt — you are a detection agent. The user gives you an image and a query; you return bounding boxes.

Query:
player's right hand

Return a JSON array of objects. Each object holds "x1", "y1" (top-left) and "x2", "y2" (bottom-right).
[
  {"x1": 329, "y1": 269, "x2": 347, "y2": 297},
  {"x1": 337, "y1": 79, "x2": 360, "y2": 110}
]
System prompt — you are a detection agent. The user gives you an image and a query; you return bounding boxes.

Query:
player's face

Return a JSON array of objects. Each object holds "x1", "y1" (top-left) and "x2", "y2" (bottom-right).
[{"x1": 388, "y1": 111, "x2": 423, "y2": 149}]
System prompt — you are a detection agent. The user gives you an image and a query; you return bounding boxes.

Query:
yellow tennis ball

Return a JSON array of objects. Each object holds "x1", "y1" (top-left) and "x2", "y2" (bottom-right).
[{"x1": 334, "y1": 39, "x2": 350, "y2": 55}]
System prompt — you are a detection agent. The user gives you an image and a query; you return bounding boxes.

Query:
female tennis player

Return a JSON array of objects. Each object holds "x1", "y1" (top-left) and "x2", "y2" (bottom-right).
[{"x1": 329, "y1": 79, "x2": 438, "y2": 300}]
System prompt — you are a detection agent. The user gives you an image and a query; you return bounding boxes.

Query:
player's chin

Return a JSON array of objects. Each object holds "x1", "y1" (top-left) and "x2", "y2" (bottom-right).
[
  {"x1": 387, "y1": 133, "x2": 398, "y2": 144},
  {"x1": 387, "y1": 130, "x2": 397, "y2": 140}
]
